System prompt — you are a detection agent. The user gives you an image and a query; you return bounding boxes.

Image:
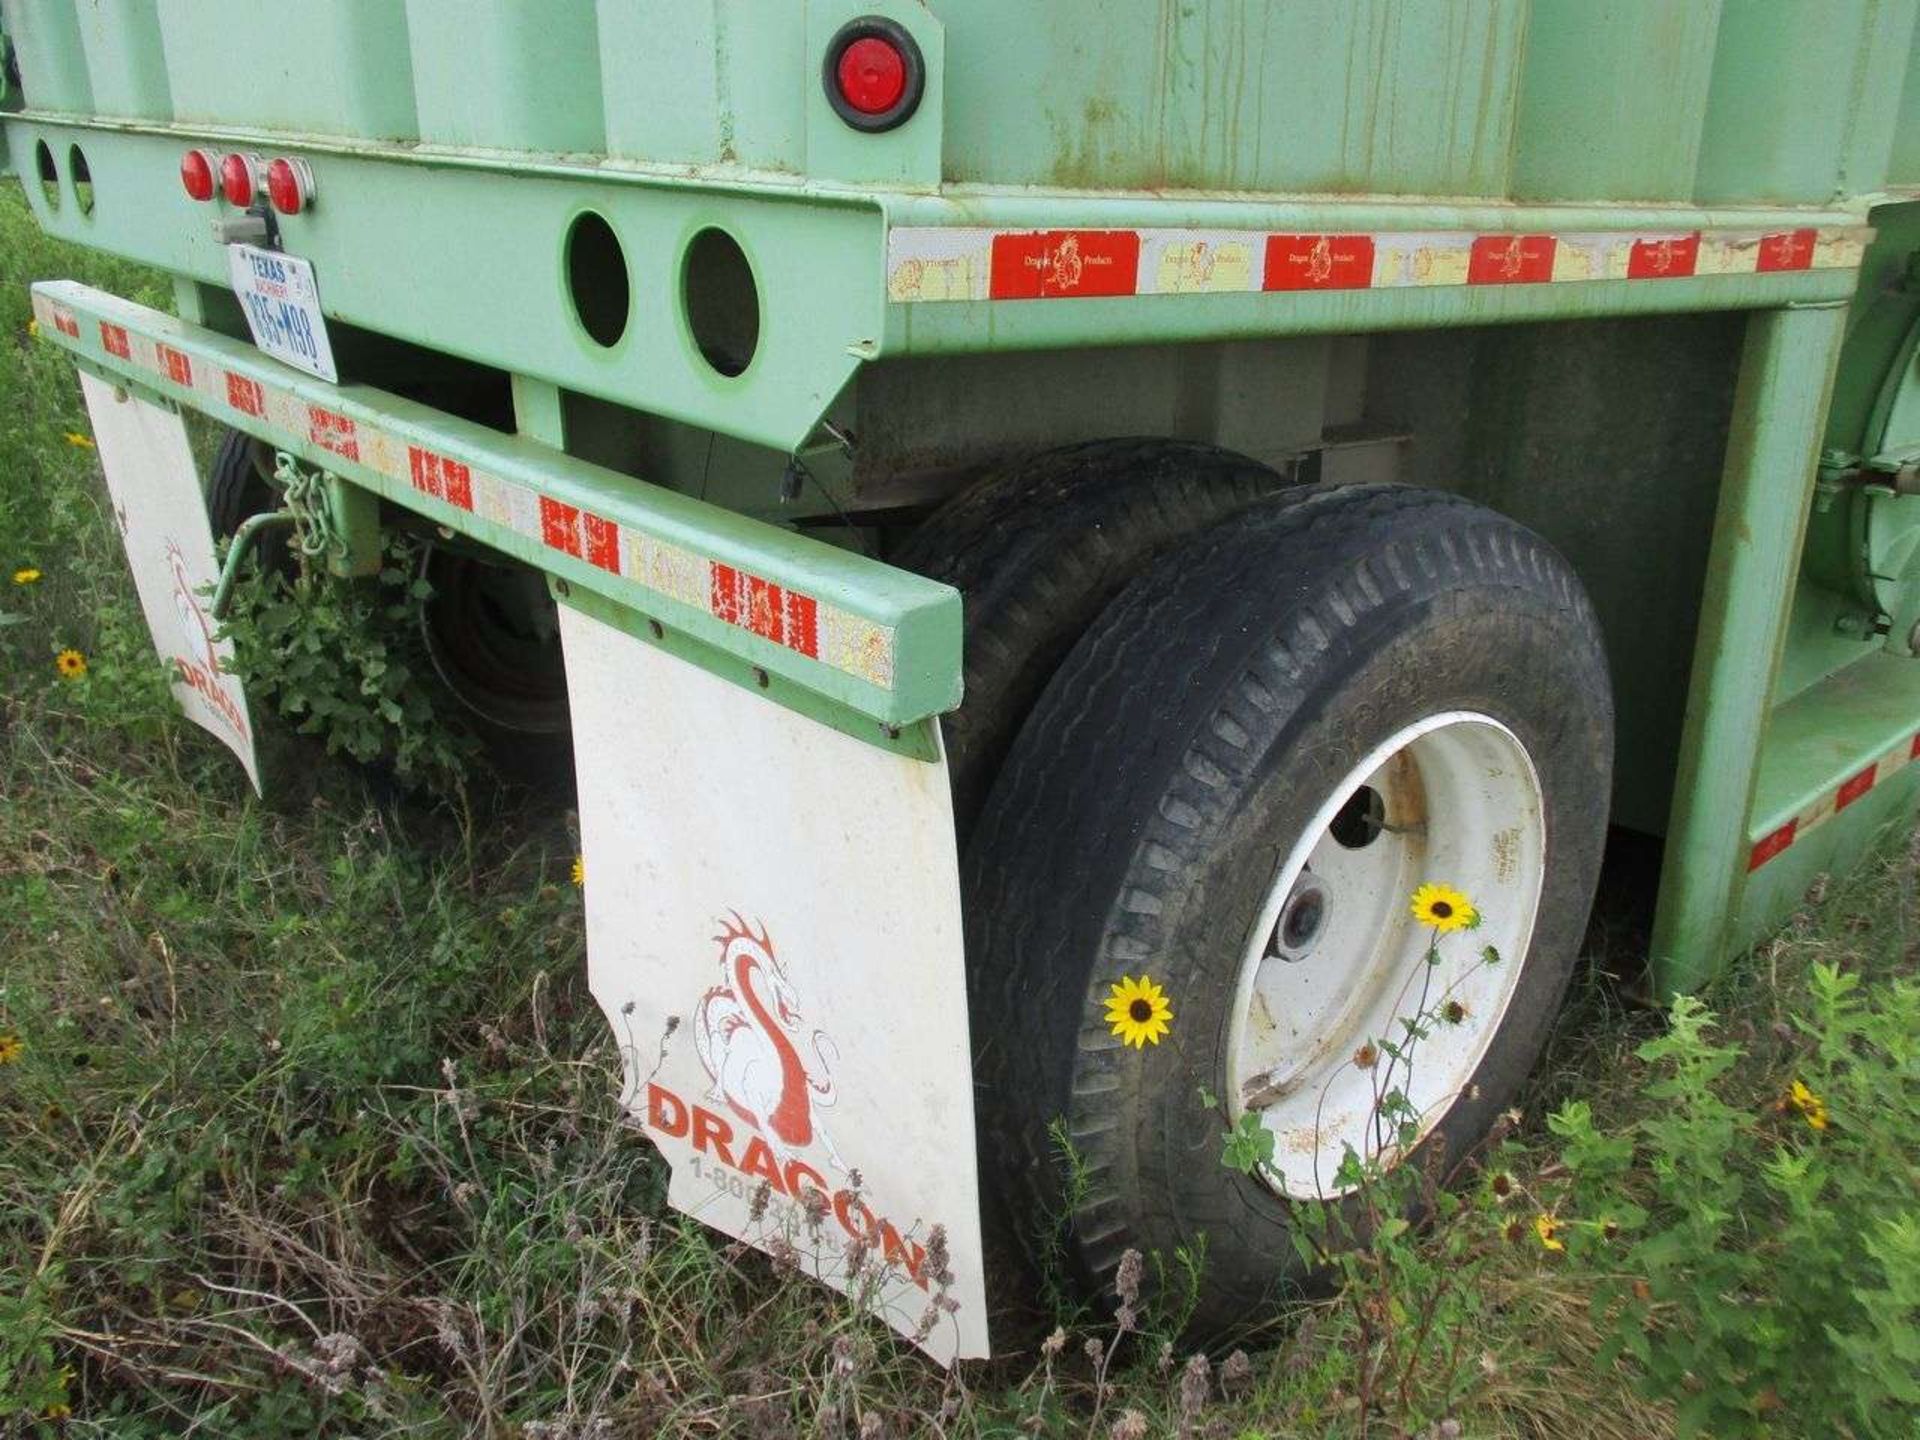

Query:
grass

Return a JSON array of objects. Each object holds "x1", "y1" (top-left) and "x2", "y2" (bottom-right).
[{"x1": 3, "y1": 175, "x2": 1917, "y2": 1437}]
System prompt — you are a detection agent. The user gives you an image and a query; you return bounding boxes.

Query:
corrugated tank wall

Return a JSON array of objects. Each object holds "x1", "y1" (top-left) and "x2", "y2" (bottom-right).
[
  {"x1": 935, "y1": 0, "x2": 1920, "y2": 204},
  {"x1": 6, "y1": 0, "x2": 1920, "y2": 204}
]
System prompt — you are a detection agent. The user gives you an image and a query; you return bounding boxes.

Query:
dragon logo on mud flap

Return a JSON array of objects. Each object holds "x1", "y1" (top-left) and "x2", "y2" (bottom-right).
[
  {"x1": 640, "y1": 916, "x2": 942, "y2": 1292},
  {"x1": 164, "y1": 538, "x2": 249, "y2": 744},
  {"x1": 168, "y1": 538, "x2": 220, "y2": 674},
  {"x1": 693, "y1": 915, "x2": 846, "y2": 1172}
]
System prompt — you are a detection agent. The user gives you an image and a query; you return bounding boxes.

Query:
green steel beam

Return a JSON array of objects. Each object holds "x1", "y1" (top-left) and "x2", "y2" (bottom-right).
[
  {"x1": 553, "y1": 577, "x2": 942, "y2": 763},
  {"x1": 878, "y1": 194, "x2": 1867, "y2": 354},
  {"x1": 876, "y1": 197, "x2": 1865, "y2": 242},
  {"x1": 31, "y1": 279, "x2": 961, "y2": 744},
  {"x1": 5, "y1": 115, "x2": 884, "y2": 455},
  {"x1": 1737, "y1": 648, "x2": 1920, "y2": 952},
  {"x1": 2, "y1": 112, "x2": 1875, "y2": 442},
  {"x1": 884, "y1": 266, "x2": 1861, "y2": 356},
  {"x1": 1651, "y1": 302, "x2": 1851, "y2": 996}
]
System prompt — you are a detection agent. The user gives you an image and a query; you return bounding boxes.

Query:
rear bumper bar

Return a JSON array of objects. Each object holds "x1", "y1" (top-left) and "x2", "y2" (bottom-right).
[{"x1": 32, "y1": 280, "x2": 960, "y2": 748}]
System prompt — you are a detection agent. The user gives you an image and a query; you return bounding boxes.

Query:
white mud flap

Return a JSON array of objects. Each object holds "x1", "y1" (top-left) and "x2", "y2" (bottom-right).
[
  {"x1": 558, "y1": 602, "x2": 989, "y2": 1364},
  {"x1": 78, "y1": 373, "x2": 261, "y2": 790}
]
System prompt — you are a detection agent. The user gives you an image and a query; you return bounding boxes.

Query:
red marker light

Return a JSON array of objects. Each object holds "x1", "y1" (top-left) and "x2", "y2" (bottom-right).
[
  {"x1": 267, "y1": 157, "x2": 313, "y2": 215},
  {"x1": 180, "y1": 148, "x2": 217, "y2": 202},
  {"x1": 219, "y1": 152, "x2": 258, "y2": 207},
  {"x1": 835, "y1": 35, "x2": 907, "y2": 115},
  {"x1": 822, "y1": 17, "x2": 924, "y2": 132}
]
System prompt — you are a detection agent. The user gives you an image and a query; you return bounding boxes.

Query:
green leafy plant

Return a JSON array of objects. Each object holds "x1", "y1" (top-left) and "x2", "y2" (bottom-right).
[
  {"x1": 0, "y1": 1277, "x2": 72, "y2": 1430},
  {"x1": 1032, "y1": 1116, "x2": 1095, "y2": 1326},
  {"x1": 1552, "y1": 963, "x2": 1920, "y2": 1438},
  {"x1": 219, "y1": 532, "x2": 478, "y2": 795}
]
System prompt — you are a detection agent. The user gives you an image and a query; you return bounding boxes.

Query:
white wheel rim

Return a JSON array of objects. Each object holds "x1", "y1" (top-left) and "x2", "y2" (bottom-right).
[{"x1": 1225, "y1": 712, "x2": 1546, "y2": 1199}]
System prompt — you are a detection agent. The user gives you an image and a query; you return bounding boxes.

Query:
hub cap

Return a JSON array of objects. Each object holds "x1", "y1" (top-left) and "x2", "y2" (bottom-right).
[
  {"x1": 1225, "y1": 712, "x2": 1545, "y2": 1198},
  {"x1": 419, "y1": 547, "x2": 570, "y2": 735}
]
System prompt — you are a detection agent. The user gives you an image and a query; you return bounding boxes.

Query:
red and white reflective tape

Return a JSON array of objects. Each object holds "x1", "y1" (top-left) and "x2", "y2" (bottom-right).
[
  {"x1": 1748, "y1": 730, "x2": 1920, "y2": 872},
  {"x1": 41, "y1": 299, "x2": 82, "y2": 339},
  {"x1": 34, "y1": 292, "x2": 897, "y2": 692},
  {"x1": 885, "y1": 224, "x2": 1868, "y2": 303}
]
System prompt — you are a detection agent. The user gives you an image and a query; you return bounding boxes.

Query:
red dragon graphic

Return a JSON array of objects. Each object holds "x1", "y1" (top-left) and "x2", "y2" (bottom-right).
[
  {"x1": 692, "y1": 915, "x2": 844, "y2": 1171},
  {"x1": 166, "y1": 538, "x2": 221, "y2": 674}
]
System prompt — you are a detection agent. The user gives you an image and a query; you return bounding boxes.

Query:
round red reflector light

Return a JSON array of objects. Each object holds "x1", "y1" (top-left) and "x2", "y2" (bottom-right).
[
  {"x1": 180, "y1": 149, "x2": 216, "y2": 202},
  {"x1": 835, "y1": 36, "x2": 906, "y2": 115},
  {"x1": 219, "y1": 152, "x2": 256, "y2": 207},
  {"x1": 822, "y1": 16, "x2": 924, "y2": 132},
  {"x1": 267, "y1": 158, "x2": 311, "y2": 215}
]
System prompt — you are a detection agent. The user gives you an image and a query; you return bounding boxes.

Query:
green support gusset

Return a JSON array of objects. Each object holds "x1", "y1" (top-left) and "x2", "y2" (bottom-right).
[
  {"x1": 31, "y1": 280, "x2": 962, "y2": 743},
  {"x1": 5, "y1": 117, "x2": 882, "y2": 455},
  {"x1": 1650, "y1": 302, "x2": 1851, "y2": 997},
  {"x1": 322, "y1": 469, "x2": 383, "y2": 579}
]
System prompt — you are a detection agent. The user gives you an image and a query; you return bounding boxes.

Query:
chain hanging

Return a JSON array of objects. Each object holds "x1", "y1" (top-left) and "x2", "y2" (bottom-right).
[{"x1": 272, "y1": 451, "x2": 345, "y2": 563}]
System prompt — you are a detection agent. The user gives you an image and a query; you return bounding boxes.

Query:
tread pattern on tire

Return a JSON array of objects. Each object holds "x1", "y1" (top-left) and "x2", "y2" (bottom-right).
[
  {"x1": 205, "y1": 428, "x2": 273, "y2": 539},
  {"x1": 893, "y1": 439, "x2": 1294, "y2": 836}
]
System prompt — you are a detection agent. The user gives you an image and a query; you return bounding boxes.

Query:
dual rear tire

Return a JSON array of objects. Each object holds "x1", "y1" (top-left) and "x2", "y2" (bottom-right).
[{"x1": 917, "y1": 451, "x2": 1613, "y2": 1329}]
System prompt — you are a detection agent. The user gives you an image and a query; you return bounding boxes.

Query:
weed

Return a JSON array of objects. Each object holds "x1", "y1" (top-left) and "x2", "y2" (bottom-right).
[
  {"x1": 218, "y1": 529, "x2": 479, "y2": 797},
  {"x1": 1032, "y1": 1118, "x2": 1094, "y2": 1327},
  {"x1": 1552, "y1": 964, "x2": 1920, "y2": 1438}
]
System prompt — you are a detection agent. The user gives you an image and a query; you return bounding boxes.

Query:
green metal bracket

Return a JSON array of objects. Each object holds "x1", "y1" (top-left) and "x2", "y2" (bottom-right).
[
  {"x1": 265, "y1": 450, "x2": 379, "y2": 578},
  {"x1": 210, "y1": 510, "x2": 296, "y2": 619},
  {"x1": 322, "y1": 471, "x2": 382, "y2": 578},
  {"x1": 208, "y1": 452, "x2": 380, "y2": 614}
]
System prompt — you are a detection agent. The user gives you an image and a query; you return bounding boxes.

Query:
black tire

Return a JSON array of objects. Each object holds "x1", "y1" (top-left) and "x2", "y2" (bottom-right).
[
  {"x1": 965, "y1": 483, "x2": 1613, "y2": 1332},
  {"x1": 206, "y1": 427, "x2": 272, "y2": 533},
  {"x1": 893, "y1": 440, "x2": 1293, "y2": 840},
  {"x1": 417, "y1": 541, "x2": 574, "y2": 786},
  {"x1": 206, "y1": 428, "x2": 291, "y2": 570}
]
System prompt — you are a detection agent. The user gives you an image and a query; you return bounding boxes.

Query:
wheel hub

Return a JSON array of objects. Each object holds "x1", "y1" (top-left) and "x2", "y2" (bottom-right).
[
  {"x1": 419, "y1": 545, "x2": 571, "y2": 735},
  {"x1": 1225, "y1": 712, "x2": 1546, "y2": 1198},
  {"x1": 1268, "y1": 871, "x2": 1331, "y2": 961}
]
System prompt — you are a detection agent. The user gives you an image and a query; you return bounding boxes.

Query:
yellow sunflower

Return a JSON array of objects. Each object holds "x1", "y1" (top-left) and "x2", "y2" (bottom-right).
[
  {"x1": 1103, "y1": 975, "x2": 1173, "y2": 1049},
  {"x1": 12, "y1": 567, "x2": 41, "y2": 586},
  {"x1": 1533, "y1": 1213, "x2": 1564, "y2": 1253},
  {"x1": 1410, "y1": 883, "x2": 1477, "y2": 933},
  {"x1": 1786, "y1": 1079, "x2": 1829, "y2": 1131},
  {"x1": 54, "y1": 649, "x2": 87, "y2": 680},
  {"x1": 0, "y1": 1034, "x2": 23, "y2": 1065},
  {"x1": 571, "y1": 855, "x2": 585, "y2": 887}
]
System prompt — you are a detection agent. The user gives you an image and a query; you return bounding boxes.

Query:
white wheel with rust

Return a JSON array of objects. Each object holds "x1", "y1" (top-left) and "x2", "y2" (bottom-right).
[{"x1": 1227, "y1": 713, "x2": 1546, "y2": 1197}]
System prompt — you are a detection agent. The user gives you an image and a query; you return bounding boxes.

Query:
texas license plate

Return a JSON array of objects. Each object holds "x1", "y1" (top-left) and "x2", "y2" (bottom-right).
[{"x1": 227, "y1": 243, "x2": 338, "y2": 383}]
